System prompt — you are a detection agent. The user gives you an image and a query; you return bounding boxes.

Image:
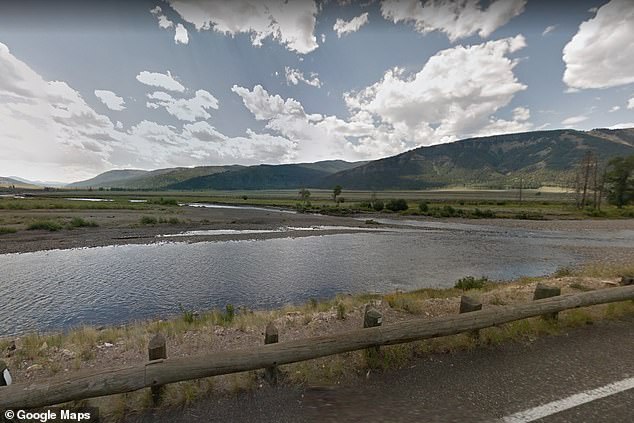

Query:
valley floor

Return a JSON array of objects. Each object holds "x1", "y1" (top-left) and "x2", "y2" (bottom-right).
[{"x1": 1, "y1": 203, "x2": 634, "y2": 254}]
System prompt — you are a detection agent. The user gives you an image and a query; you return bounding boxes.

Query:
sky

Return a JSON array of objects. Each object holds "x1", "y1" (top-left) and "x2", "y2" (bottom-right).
[{"x1": 0, "y1": 0, "x2": 633, "y2": 183}]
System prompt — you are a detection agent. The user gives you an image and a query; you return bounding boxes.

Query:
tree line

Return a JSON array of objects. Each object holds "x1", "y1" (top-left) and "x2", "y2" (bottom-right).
[{"x1": 574, "y1": 152, "x2": 634, "y2": 209}]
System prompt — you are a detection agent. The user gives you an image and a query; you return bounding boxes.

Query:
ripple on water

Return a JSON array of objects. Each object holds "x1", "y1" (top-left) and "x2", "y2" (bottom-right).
[{"x1": 2, "y1": 224, "x2": 631, "y2": 335}]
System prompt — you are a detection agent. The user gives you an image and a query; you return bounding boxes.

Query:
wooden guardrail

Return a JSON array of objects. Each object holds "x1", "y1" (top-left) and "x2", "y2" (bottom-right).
[{"x1": 1, "y1": 284, "x2": 633, "y2": 409}]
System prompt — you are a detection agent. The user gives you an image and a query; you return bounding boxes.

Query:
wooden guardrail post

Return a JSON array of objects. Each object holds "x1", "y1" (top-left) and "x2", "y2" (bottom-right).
[
  {"x1": 533, "y1": 283, "x2": 561, "y2": 320},
  {"x1": 264, "y1": 322, "x2": 279, "y2": 384},
  {"x1": 148, "y1": 334, "x2": 166, "y2": 404},
  {"x1": 364, "y1": 305, "x2": 383, "y2": 358},
  {"x1": 459, "y1": 296, "x2": 482, "y2": 340}
]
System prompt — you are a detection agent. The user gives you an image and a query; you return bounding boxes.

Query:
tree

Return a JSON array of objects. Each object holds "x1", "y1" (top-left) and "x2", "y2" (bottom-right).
[
  {"x1": 332, "y1": 185, "x2": 342, "y2": 203},
  {"x1": 298, "y1": 188, "x2": 311, "y2": 203},
  {"x1": 605, "y1": 155, "x2": 634, "y2": 208}
]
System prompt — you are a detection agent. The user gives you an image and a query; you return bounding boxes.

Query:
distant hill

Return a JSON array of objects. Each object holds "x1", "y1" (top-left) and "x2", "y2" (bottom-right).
[
  {"x1": 63, "y1": 128, "x2": 634, "y2": 191},
  {"x1": 0, "y1": 177, "x2": 40, "y2": 189},
  {"x1": 168, "y1": 160, "x2": 364, "y2": 190},
  {"x1": 8, "y1": 176, "x2": 65, "y2": 187},
  {"x1": 67, "y1": 169, "x2": 150, "y2": 188},
  {"x1": 319, "y1": 129, "x2": 634, "y2": 190}
]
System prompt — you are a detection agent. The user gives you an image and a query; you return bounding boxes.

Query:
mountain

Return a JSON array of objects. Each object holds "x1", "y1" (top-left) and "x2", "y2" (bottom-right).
[
  {"x1": 90, "y1": 166, "x2": 243, "y2": 189},
  {"x1": 0, "y1": 177, "x2": 40, "y2": 189},
  {"x1": 65, "y1": 128, "x2": 634, "y2": 191},
  {"x1": 67, "y1": 169, "x2": 150, "y2": 188},
  {"x1": 168, "y1": 160, "x2": 364, "y2": 190},
  {"x1": 320, "y1": 129, "x2": 634, "y2": 190},
  {"x1": 8, "y1": 176, "x2": 65, "y2": 187}
]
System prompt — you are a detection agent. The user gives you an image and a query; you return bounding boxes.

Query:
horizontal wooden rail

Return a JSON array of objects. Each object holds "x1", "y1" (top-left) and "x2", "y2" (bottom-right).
[{"x1": 1, "y1": 285, "x2": 632, "y2": 409}]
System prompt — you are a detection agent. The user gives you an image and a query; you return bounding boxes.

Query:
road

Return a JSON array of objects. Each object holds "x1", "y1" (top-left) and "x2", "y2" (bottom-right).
[{"x1": 125, "y1": 316, "x2": 633, "y2": 422}]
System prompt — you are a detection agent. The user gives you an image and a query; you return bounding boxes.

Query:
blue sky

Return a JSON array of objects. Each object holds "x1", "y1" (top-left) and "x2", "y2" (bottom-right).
[{"x1": 0, "y1": 0, "x2": 633, "y2": 182}]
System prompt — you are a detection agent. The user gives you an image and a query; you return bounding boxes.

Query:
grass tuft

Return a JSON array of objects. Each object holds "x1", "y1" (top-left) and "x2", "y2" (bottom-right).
[
  {"x1": 27, "y1": 220, "x2": 63, "y2": 231},
  {"x1": 454, "y1": 276, "x2": 488, "y2": 290},
  {"x1": 0, "y1": 226, "x2": 17, "y2": 234}
]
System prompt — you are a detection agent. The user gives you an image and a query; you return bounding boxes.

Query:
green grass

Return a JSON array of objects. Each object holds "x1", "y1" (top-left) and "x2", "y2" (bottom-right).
[
  {"x1": 5, "y1": 190, "x2": 633, "y2": 221},
  {"x1": 454, "y1": 276, "x2": 489, "y2": 290},
  {"x1": 27, "y1": 220, "x2": 63, "y2": 231},
  {"x1": 139, "y1": 216, "x2": 158, "y2": 225},
  {"x1": 0, "y1": 226, "x2": 17, "y2": 234},
  {"x1": 68, "y1": 217, "x2": 99, "y2": 228}
]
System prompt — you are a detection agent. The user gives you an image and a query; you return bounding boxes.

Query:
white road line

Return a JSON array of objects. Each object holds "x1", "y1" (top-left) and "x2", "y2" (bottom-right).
[{"x1": 501, "y1": 376, "x2": 634, "y2": 423}]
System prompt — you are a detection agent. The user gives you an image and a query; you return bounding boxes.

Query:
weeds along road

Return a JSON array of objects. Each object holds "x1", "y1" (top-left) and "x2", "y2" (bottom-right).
[{"x1": 125, "y1": 316, "x2": 633, "y2": 423}]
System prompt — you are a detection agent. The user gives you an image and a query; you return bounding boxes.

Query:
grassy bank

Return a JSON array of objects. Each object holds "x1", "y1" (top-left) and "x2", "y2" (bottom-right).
[
  {"x1": 1, "y1": 191, "x2": 633, "y2": 235},
  {"x1": 1, "y1": 262, "x2": 632, "y2": 420}
]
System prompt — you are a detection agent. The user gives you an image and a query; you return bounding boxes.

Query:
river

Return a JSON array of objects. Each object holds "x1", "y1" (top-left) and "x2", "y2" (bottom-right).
[{"x1": 1, "y1": 219, "x2": 632, "y2": 335}]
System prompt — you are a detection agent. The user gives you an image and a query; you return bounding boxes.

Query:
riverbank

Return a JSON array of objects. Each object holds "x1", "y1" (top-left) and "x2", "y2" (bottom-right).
[
  {"x1": 1, "y1": 262, "x2": 633, "y2": 420},
  {"x1": 2, "y1": 201, "x2": 634, "y2": 254}
]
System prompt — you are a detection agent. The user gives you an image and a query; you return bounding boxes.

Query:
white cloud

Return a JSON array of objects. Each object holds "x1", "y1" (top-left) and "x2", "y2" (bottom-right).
[
  {"x1": 344, "y1": 35, "x2": 529, "y2": 145},
  {"x1": 146, "y1": 89, "x2": 219, "y2": 121},
  {"x1": 561, "y1": 115, "x2": 588, "y2": 126},
  {"x1": 168, "y1": 0, "x2": 319, "y2": 54},
  {"x1": 174, "y1": 23, "x2": 189, "y2": 44},
  {"x1": 0, "y1": 41, "x2": 297, "y2": 182},
  {"x1": 628, "y1": 97, "x2": 634, "y2": 109},
  {"x1": 284, "y1": 67, "x2": 322, "y2": 87},
  {"x1": 512, "y1": 106, "x2": 530, "y2": 121},
  {"x1": 606, "y1": 122, "x2": 634, "y2": 129},
  {"x1": 136, "y1": 71, "x2": 185, "y2": 92},
  {"x1": 94, "y1": 90, "x2": 126, "y2": 111},
  {"x1": 233, "y1": 38, "x2": 531, "y2": 162},
  {"x1": 232, "y1": 84, "x2": 385, "y2": 159},
  {"x1": 380, "y1": 0, "x2": 526, "y2": 42},
  {"x1": 610, "y1": 106, "x2": 621, "y2": 112},
  {"x1": 542, "y1": 25, "x2": 556, "y2": 36},
  {"x1": 563, "y1": 0, "x2": 634, "y2": 89},
  {"x1": 151, "y1": 5, "x2": 189, "y2": 45},
  {"x1": 151, "y1": 6, "x2": 174, "y2": 29},
  {"x1": 0, "y1": 42, "x2": 124, "y2": 181},
  {"x1": 321, "y1": 33, "x2": 326, "y2": 43},
  {"x1": 333, "y1": 12, "x2": 369, "y2": 37}
]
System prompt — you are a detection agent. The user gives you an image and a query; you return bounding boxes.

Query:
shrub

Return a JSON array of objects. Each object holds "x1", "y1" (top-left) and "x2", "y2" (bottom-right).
[
  {"x1": 140, "y1": 216, "x2": 158, "y2": 225},
  {"x1": 372, "y1": 199, "x2": 384, "y2": 211},
  {"x1": 385, "y1": 199, "x2": 408, "y2": 211},
  {"x1": 68, "y1": 217, "x2": 98, "y2": 228},
  {"x1": 179, "y1": 303, "x2": 195, "y2": 324},
  {"x1": 168, "y1": 217, "x2": 180, "y2": 224},
  {"x1": 224, "y1": 304, "x2": 235, "y2": 323},
  {"x1": 28, "y1": 220, "x2": 63, "y2": 231},
  {"x1": 418, "y1": 201, "x2": 429, "y2": 213},
  {"x1": 513, "y1": 211, "x2": 545, "y2": 220},
  {"x1": 336, "y1": 302, "x2": 346, "y2": 320},
  {"x1": 471, "y1": 208, "x2": 496, "y2": 218},
  {"x1": 553, "y1": 267, "x2": 572, "y2": 277},
  {"x1": 0, "y1": 227, "x2": 17, "y2": 234},
  {"x1": 454, "y1": 276, "x2": 488, "y2": 290},
  {"x1": 242, "y1": 195, "x2": 248, "y2": 200},
  {"x1": 433, "y1": 205, "x2": 463, "y2": 217},
  {"x1": 152, "y1": 197, "x2": 178, "y2": 206}
]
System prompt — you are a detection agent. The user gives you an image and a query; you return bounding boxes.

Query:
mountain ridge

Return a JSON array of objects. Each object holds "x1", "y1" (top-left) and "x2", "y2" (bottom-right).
[{"x1": 14, "y1": 127, "x2": 633, "y2": 191}]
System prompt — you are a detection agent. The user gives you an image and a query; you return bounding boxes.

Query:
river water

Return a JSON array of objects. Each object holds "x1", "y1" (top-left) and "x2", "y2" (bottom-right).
[{"x1": 1, "y1": 219, "x2": 632, "y2": 335}]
